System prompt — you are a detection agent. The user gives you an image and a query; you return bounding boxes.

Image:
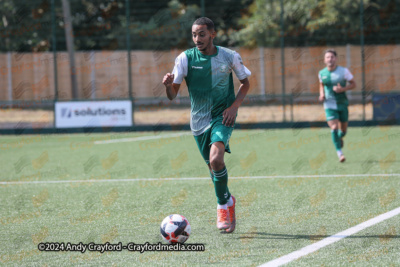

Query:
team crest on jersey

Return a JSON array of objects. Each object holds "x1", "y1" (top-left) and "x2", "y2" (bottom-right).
[
  {"x1": 331, "y1": 73, "x2": 339, "y2": 80},
  {"x1": 219, "y1": 64, "x2": 229, "y2": 73}
]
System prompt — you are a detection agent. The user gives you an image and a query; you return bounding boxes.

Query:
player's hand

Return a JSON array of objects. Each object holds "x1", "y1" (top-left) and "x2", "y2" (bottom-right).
[
  {"x1": 319, "y1": 95, "x2": 325, "y2": 102},
  {"x1": 163, "y1": 73, "x2": 174, "y2": 87},
  {"x1": 333, "y1": 83, "x2": 345, "y2": 93},
  {"x1": 222, "y1": 105, "x2": 238, "y2": 127}
]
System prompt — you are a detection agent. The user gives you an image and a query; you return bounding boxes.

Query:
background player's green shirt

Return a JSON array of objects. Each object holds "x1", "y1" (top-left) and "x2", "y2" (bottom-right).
[
  {"x1": 172, "y1": 46, "x2": 251, "y2": 136},
  {"x1": 318, "y1": 66, "x2": 354, "y2": 110}
]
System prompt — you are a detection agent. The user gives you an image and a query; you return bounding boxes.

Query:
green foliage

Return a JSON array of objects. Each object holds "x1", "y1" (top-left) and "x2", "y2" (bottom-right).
[
  {"x1": 0, "y1": 0, "x2": 398, "y2": 51},
  {"x1": 232, "y1": 0, "x2": 400, "y2": 47}
]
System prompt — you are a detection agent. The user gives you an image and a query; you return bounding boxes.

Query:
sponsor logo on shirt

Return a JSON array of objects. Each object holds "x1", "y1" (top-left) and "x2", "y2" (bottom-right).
[{"x1": 192, "y1": 66, "x2": 203, "y2": 69}]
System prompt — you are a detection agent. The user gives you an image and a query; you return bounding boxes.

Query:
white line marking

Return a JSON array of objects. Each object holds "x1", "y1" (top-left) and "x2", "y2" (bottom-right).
[
  {"x1": 94, "y1": 132, "x2": 191, "y2": 145},
  {"x1": 0, "y1": 173, "x2": 399, "y2": 186},
  {"x1": 260, "y1": 206, "x2": 400, "y2": 267}
]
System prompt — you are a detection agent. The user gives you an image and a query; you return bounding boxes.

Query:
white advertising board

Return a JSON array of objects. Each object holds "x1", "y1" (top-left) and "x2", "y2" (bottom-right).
[{"x1": 55, "y1": 101, "x2": 132, "y2": 128}]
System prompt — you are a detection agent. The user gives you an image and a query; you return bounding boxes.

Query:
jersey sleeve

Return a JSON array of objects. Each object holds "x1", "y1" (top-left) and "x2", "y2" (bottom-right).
[
  {"x1": 232, "y1": 52, "x2": 250, "y2": 80},
  {"x1": 344, "y1": 68, "x2": 354, "y2": 81},
  {"x1": 171, "y1": 52, "x2": 188, "y2": 84}
]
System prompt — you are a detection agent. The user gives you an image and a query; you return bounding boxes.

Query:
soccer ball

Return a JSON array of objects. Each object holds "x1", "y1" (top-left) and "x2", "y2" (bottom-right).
[{"x1": 160, "y1": 214, "x2": 191, "y2": 243}]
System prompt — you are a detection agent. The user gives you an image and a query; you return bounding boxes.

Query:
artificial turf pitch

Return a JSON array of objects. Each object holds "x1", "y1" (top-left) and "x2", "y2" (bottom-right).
[{"x1": 1, "y1": 126, "x2": 399, "y2": 266}]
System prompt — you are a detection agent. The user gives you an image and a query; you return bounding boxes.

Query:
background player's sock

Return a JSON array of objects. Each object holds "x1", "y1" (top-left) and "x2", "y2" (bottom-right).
[
  {"x1": 337, "y1": 150, "x2": 343, "y2": 157},
  {"x1": 227, "y1": 196, "x2": 234, "y2": 207},
  {"x1": 212, "y1": 167, "x2": 231, "y2": 205},
  {"x1": 338, "y1": 130, "x2": 346, "y2": 138},
  {"x1": 217, "y1": 204, "x2": 228, "y2": 210},
  {"x1": 331, "y1": 129, "x2": 341, "y2": 150}
]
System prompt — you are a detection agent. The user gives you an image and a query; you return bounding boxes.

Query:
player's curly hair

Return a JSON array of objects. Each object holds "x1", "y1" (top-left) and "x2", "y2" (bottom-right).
[
  {"x1": 193, "y1": 17, "x2": 215, "y2": 31},
  {"x1": 324, "y1": 49, "x2": 337, "y2": 57}
]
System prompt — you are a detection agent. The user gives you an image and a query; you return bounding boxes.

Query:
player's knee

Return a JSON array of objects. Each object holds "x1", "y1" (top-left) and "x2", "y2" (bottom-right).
[
  {"x1": 330, "y1": 124, "x2": 339, "y2": 131},
  {"x1": 210, "y1": 156, "x2": 224, "y2": 171}
]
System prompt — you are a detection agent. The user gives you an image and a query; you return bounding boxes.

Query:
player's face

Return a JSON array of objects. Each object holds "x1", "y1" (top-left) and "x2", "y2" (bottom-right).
[
  {"x1": 324, "y1": 52, "x2": 337, "y2": 68},
  {"x1": 192, "y1": 24, "x2": 215, "y2": 52}
]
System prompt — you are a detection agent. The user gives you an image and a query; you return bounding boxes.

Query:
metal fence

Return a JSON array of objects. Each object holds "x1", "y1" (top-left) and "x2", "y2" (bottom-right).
[{"x1": 0, "y1": 0, "x2": 399, "y2": 132}]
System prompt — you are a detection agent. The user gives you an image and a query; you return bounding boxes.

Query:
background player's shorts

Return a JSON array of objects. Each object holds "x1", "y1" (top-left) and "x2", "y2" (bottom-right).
[
  {"x1": 325, "y1": 106, "x2": 349, "y2": 122},
  {"x1": 193, "y1": 117, "x2": 234, "y2": 165}
]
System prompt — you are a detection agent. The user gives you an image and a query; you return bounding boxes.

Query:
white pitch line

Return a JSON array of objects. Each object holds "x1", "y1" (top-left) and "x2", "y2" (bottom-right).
[
  {"x1": 0, "y1": 173, "x2": 399, "y2": 186},
  {"x1": 260, "y1": 206, "x2": 400, "y2": 267},
  {"x1": 94, "y1": 132, "x2": 191, "y2": 145}
]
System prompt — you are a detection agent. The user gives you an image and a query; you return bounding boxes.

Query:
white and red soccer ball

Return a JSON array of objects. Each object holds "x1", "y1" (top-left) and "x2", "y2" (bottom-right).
[{"x1": 160, "y1": 214, "x2": 191, "y2": 243}]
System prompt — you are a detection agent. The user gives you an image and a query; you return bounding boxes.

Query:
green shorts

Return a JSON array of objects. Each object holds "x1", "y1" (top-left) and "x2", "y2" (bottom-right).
[
  {"x1": 193, "y1": 117, "x2": 234, "y2": 165},
  {"x1": 325, "y1": 107, "x2": 349, "y2": 122}
]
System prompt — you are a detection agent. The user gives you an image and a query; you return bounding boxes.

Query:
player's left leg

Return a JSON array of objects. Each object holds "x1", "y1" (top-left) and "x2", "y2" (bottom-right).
[
  {"x1": 210, "y1": 142, "x2": 237, "y2": 232},
  {"x1": 338, "y1": 106, "x2": 349, "y2": 148},
  {"x1": 194, "y1": 124, "x2": 234, "y2": 231},
  {"x1": 338, "y1": 121, "x2": 348, "y2": 147},
  {"x1": 209, "y1": 118, "x2": 236, "y2": 232},
  {"x1": 337, "y1": 106, "x2": 349, "y2": 162}
]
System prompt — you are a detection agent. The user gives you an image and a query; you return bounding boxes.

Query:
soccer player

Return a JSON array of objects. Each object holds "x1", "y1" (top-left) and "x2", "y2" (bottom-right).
[
  {"x1": 319, "y1": 49, "x2": 356, "y2": 162},
  {"x1": 162, "y1": 17, "x2": 251, "y2": 233}
]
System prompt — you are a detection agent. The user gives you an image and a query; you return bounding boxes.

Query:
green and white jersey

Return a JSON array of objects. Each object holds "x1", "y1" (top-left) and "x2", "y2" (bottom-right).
[
  {"x1": 172, "y1": 46, "x2": 251, "y2": 136},
  {"x1": 318, "y1": 66, "x2": 354, "y2": 110}
]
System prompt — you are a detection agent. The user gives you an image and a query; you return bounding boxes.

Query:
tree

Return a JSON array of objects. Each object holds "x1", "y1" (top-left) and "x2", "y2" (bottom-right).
[{"x1": 231, "y1": 0, "x2": 400, "y2": 48}]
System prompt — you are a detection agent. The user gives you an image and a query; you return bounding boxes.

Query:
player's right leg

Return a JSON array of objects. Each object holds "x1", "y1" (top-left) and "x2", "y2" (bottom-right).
[
  {"x1": 338, "y1": 121, "x2": 348, "y2": 148},
  {"x1": 210, "y1": 142, "x2": 231, "y2": 230}
]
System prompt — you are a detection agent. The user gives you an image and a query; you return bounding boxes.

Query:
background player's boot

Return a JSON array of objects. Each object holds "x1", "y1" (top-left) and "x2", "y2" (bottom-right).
[
  {"x1": 225, "y1": 196, "x2": 236, "y2": 233},
  {"x1": 217, "y1": 209, "x2": 230, "y2": 230},
  {"x1": 337, "y1": 150, "x2": 345, "y2": 162}
]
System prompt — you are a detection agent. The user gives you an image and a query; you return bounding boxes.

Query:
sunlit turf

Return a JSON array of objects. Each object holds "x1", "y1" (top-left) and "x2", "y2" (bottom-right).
[{"x1": 1, "y1": 126, "x2": 399, "y2": 266}]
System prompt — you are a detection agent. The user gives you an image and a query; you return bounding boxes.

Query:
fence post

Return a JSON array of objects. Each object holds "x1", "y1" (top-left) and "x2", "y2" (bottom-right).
[
  {"x1": 51, "y1": 0, "x2": 58, "y2": 129},
  {"x1": 7, "y1": 52, "x2": 12, "y2": 108},
  {"x1": 360, "y1": 0, "x2": 366, "y2": 121},
  {"x1": 90, "y1": 51, "x2": 96, "y2": 99},
  {"x1": 51, "y1": 0, "x2": 58, "y2": 102},
  {"x1": 126, "y1": 0, "x2": 134, "y2": 125},
  {"x1": 259, "y1": 47, "x2": 265, "y2": 96},
  {"x1": 280, "y1": 0, "x2": 286, "y2": 122}
]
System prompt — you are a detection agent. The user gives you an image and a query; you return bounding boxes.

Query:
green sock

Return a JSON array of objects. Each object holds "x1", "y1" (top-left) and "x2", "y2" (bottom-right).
[
  {"x1": 331, "y1": 129, "x2": 341, "y2": 150},
  {"x1": 338, "y1": 130, "x2": 346, "y2": 138},
  {"x1": 212, "y1": 167, "x2": 231, "y2": 205},
  {"x1": 209, "y1": 170, "x2": 214, "y2": 183}
]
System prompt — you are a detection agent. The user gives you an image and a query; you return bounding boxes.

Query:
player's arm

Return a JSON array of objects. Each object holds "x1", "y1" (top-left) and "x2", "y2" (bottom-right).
[
  {"x1": 318, "y1": 73, "x2": 325, "y2": 101},
  {"x1": 232, "y1": 77, "x2": 250, "y2": 108},
  {"x1": 333, "y1": 68, "x2": 356, "y2": 93},
  {"x1": 163, "y1": 74, "x2": 181, "y2": 100},
  {"x1": 319, "y1": 82, "x2": 325, "y2": 102},
  {"x1": 223, "y1": 52, "x2": 251, "y2": 126},
  {"x1": 223, "y1": 77, "x2": 250, "y2": 127},
  {"x1": 333, "y1": 79, "x2": 356, "y2": 93},
  {"x1": 163, "y1": 52, "x2": 188, "y2": 101}
]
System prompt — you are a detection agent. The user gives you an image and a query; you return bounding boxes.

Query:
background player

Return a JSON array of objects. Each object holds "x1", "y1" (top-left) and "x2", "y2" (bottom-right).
[
  {"x1": 319, "y1": 49, "x2": 356, "y2": 162},
  {"x1": 162, "y1": 17, "x2": 251, "y2": 233}
]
